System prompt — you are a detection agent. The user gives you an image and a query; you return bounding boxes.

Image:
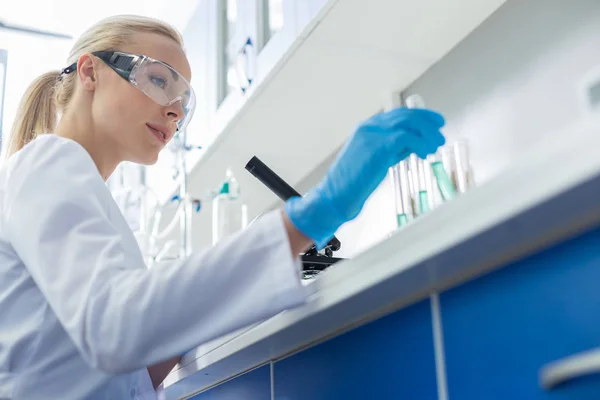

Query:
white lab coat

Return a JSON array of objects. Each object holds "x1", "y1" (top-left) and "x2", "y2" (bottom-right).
[{"x1": 0, "y1": 134, "x2": 309, "y2": 399}]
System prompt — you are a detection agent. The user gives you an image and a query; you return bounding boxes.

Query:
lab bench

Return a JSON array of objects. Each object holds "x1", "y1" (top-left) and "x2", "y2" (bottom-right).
[{"x1": 163, "y1": 117, "x2": 600, "y2": 399}]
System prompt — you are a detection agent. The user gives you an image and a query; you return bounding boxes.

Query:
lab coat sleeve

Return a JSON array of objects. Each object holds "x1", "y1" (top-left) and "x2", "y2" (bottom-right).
[{"x1": 4, "y1": 137, "x2": 310, "y2": 374}]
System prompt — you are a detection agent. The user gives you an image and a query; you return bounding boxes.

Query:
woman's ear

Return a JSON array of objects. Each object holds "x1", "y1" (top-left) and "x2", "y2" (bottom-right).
[{"x1": 77, "y1": 53, "x2": 97, "y2": 91}]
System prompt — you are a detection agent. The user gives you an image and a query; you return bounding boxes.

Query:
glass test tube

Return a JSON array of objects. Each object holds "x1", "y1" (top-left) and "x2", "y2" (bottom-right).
[
  {"x1": 398, "y1": 160, "x2": 413, "y2": 221},
  {"x1": 406, "y1": 93, "x2": 436, "y2": 213},
  {"x1": 390, "y1": 160, "x2": 413, "y2": 227},
  {"x1": 430, "y1": 151, "x2": 457, "y2": 202},
  {"x1": 453, "y1": 139, "x2": 472, "y2": 193},
  {"x1": 409, "y1": 154, "x2": 430, "y2": 215},
  {"x1": 420, "y1": 156, "x2": 439, "y2": 210},
  {"x1": 389, "y1": 166, "x2": 402, "y2": 225},
  {"x1": 405, "y1": 94, "x2": 426, "y2": 108},
  {"x1": 440, "y1": 146, "x2": 455, "y2": 181}
]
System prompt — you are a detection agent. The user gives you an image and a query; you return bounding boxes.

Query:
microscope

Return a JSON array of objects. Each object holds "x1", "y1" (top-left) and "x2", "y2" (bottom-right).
[{"x1": 245, "y1": 156, "x2": 344, "y2": 279}]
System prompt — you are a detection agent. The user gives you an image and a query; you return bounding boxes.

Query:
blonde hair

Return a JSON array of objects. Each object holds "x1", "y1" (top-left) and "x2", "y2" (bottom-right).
[{"x1": 4, "y1": 15, "x2": 183, "y2": 159}]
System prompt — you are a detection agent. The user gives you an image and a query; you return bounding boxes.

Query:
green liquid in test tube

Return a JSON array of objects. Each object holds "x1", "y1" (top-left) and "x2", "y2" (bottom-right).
[
  {"x1": 397, "y1": 213, "x2": 409, "y2": 227},
  {"x1": 431, "y1": 161, "x2": 456, "y2": 201},
  {"x1": 418, "y1": 191, "x2": 430, "y2": 214}
]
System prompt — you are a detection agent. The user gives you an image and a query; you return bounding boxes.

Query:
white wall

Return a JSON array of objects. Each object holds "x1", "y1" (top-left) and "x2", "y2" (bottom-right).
[
  {"x1": 293, "y1": 0, "x2": 600, "y2": 258},
  {"x1": 0, "y1": 31, "x2": 72, "y2": 157},
  {"x1": 404, "y1": 0, "x2": 600, "y2": 185}
]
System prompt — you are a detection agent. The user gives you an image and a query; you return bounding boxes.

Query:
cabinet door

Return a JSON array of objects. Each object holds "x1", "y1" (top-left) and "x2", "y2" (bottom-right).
[
  {"x1": 273, "y1": 299, "x2": 438, "y2": 400},
  {"x1": 188, "y1": 364, "x2": 271, "y2": 400},
  {"x1": 440, "y1": 225, "x2": 600, "y2": 399},
  {"x1": 253, "y1": 0, "x2": 298, "y2": 84}
]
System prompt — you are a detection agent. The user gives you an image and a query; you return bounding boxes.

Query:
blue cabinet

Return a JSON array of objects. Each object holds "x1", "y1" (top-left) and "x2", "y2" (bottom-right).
[
  {"x1": 440, "y1": 225, "x2": 600, "y2": 399},
  {"x1": 188, "y1": 364, "x2": 271, "y2": 400},
  {"x1": 273, "y1": 299, "x2": 438, "y2": 399}
]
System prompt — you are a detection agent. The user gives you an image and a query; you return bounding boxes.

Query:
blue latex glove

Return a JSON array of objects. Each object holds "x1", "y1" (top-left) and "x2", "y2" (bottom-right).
[{"x1": 284, "y1": 107, "x2": 446, "y2": 249}]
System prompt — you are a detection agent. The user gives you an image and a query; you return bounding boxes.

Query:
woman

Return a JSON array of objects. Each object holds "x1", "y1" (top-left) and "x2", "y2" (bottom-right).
[{"x1": 0, "y1": 15, "x2": 445, "y2": 400}]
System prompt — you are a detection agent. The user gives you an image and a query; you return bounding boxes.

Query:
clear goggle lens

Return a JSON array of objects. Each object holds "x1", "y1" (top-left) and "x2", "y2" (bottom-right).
[{"x1": 130, "y1": 57, "x2": 195, "y2": 132}]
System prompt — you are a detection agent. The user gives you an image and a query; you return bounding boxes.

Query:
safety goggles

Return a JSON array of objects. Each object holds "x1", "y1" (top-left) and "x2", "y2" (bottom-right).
[{"x1": 61, "y1": 50, "x2": 195, "y2": 132}]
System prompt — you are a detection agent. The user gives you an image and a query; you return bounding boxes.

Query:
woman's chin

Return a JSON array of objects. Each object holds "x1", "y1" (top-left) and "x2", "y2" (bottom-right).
[{"x1": 129, "y1": 151, "x2": 160, "y2": 166}]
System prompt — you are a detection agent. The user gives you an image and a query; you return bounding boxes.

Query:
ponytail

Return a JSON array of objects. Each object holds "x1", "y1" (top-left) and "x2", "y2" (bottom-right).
[{"x1": 4, "y1": 71, "x2": 60, "y2": 159}]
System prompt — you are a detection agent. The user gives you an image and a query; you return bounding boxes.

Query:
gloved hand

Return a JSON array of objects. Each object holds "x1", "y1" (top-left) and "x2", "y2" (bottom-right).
[{"x1": 284, "y1": 107, "x2": 446, "y2": 249}]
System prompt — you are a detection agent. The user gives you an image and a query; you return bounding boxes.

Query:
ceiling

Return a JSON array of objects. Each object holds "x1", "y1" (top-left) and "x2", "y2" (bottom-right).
[{"x1": 0, "y1": 0, "x2": 199, "y2": 39}]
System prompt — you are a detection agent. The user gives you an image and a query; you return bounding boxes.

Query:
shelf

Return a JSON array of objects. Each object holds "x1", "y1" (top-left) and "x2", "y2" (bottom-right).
[
  {"x1": 163, "y1": 114, "x2": 600, "y2": 399},
  {"x1": 180, "y1": 0, "x2": 508, "y2": 236}
]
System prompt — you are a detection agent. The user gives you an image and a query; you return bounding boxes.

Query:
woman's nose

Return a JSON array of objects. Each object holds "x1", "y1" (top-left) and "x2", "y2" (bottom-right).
[{"x1": 166, "y1": 100, "x2": 185, "y2": 122}]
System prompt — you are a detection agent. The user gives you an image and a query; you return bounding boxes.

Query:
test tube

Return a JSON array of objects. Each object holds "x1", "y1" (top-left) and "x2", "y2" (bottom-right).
[
  {"x1": 389, "y1": 166, "x2": 404, "y2": 227},
  {"x1": 407, "y1": 155, "x2": 417, "y2": 213},
  {"x1": 405, "y1": 93, "x2": 426, "y2": 108},
  {"x1": 409, "y1": 154, "x2": 430, "y2": 215},
  {"x1": 405, "y1": 95, "x2": 430, "y2": 215},
  {"x1": 417, "y1": 158, "x2": 431, "y2": 214},
  {"x1": 389, "y1": 161, "x2": 413, "y2": 227},
  {"x1": 440, "y1": 146, "x2": 455, "y2": 181},
  {"x1": 453, "y1": 139, "x2": 472, "y2": 193},
  {"x1": 398, "y1": 160, "x2": 413, "y2": 220},
  {"x1": 430, "y1": 151, "x2": 457, "y2": 202},
  {"x1": 424, "y1": 156, "x2": 438, "y2": 209}
]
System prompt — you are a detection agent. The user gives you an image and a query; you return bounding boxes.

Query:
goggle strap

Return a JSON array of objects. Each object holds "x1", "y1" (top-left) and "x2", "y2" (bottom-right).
[
  {"x1": 60, "y1": 63, "x2": 77, "y2": 76},
  {"x1": 93, "y1": 51, "x2": 139, "y2": 80}
]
